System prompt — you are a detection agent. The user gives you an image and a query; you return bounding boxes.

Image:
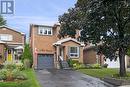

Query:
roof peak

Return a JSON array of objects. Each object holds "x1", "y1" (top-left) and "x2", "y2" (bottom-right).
[{"x1": 0, "y1": 25, "x2": 25, "y2": 35}]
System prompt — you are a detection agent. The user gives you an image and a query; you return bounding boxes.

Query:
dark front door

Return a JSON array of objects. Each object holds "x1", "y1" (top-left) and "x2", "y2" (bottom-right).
[{"x1": 37, "y1": 54, "x2": 54, "y2": 69}]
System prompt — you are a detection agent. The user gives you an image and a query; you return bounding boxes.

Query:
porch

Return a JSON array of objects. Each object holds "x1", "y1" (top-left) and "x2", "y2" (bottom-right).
[
  {"x1": 0, "y1": 43, "x2": 24, "y2": 64},
  {"x1": 53, "y1": 38, "x2": 84, "y2": 69}
]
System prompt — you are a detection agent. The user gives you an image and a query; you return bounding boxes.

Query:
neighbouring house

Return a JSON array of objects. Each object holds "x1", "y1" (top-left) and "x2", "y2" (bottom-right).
[
  {"x1": 0, "y1": 26, "x2": 25, "y2": 64},
  {"x1": 29, "y1": 24, "x2": 84, "y2": 69},
  {"x1": 83, "y1": 43, "x2": 130, "y2": 68},
  {"x1": 103, "y1": 55, "x2": 130, "y2": 68}
]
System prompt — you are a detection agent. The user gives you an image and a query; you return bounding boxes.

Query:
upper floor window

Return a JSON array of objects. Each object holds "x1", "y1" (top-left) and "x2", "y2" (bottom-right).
[
  {"x1": 0, "y1": 34, "x2": 13, "y2": 41},
  {"x1": 38, "y1": 26, "x2": 52, "y2": 35}
]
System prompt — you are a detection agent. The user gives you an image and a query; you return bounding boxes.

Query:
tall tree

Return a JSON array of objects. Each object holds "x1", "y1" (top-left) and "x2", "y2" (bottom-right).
[
  {"x1": 0, "y1": 15, "x2": 6, "y2": 26},
  {"x1": 59, "y1": 0, "x2": 130, "y2": 76}
]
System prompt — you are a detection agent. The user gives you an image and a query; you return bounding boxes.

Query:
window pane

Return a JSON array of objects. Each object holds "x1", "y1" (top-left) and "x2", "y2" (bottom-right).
[
  {"x1": 48, "y1": 29, "x2": 52, "y2": 35},
  {"x1": 69, "y1": 47, "x2": 79, "y2": 58},
  {"x1": 70, "y1": 47, "x2": 77, "y2": 53},
  {"x1": 38, "y1": 26, "x2": 52, "y2": 35},
  {"x1": 39, "y1": 29, "x2": 43, "y2": 34},
  {"x1": 44, "y1": 29, "x2": 47, "y2": 34},
  {"x1": 0, "y1": 34, "x2": 13, "y2": 41}
]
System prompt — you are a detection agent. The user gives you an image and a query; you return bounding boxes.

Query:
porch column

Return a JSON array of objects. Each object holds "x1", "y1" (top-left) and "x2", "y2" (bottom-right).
[{"x1": 56, "y1": 45, "x2": 60, "y2": 69}]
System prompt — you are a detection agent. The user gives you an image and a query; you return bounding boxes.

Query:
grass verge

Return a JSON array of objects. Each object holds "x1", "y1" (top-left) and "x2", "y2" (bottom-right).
[{"x1": 78, "y1": 68, "x2": 130, "y2": 79}]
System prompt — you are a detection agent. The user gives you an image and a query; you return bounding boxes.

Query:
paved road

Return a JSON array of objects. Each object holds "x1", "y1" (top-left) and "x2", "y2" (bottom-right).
[{"x1": 35, "y1": 69, "x2": 114, "y2": 87}]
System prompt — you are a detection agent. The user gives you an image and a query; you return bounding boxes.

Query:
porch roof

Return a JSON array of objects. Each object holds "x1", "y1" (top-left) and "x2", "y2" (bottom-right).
[
  {"x1": 53, "y1": 37, "x2": 85, "y2": 46},
  {"x1": 14, "y1": 46, "x2": 24, "y2": 49},
  {"x1": 0, "y1": 40, "x2": 6, "y2": 44}
]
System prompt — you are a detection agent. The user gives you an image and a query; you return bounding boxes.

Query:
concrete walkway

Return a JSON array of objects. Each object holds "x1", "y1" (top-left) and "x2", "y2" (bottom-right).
[{"x1": 35, "y1": 69, "x2": 114, "y2": 87}]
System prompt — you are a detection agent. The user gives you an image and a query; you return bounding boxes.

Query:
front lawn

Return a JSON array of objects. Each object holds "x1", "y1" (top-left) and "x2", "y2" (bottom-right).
[
  {"x1": 78, "y1": 68, "x2": 130, "y2": 79},
  {"x1": 0, "y1": 69, "x2": 40, "y2": 87}
]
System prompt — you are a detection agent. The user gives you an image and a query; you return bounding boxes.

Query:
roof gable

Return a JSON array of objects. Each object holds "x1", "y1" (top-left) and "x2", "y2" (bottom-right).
[
  {"x1": 0, "y1": 40, "x2": 5, "y2": 44},
  {"x1": 0, "y1": 26, "x2": 25, "y2": 35},
  {"x1": 53, "y1": 37, "x2": 84, "y2": 46}
]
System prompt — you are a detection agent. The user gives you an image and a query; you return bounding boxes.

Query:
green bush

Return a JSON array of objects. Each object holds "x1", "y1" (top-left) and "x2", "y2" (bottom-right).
[
  {"x1": 73, "y1": 63, "x2": 86, "y2": 69},
  {"x1": 85, "y1": 64, "x2": 102, "y2": 69},
  {"x1": 3, "y1": 62, "x2": 25, "y2": 71},
  {"x1": 0, "y1": 68, "x2": 27, "y2": 81},
  {"x1": 67, "y1": 59, "x2": 80, "y2": 67},
  {"x1": 4, "y1": 63, "x2": 16, "y2": 70},
  {"x1": 16, "y1": 63, "x2": 25, "y2": 71},
  {"x1": 0, "y1": 69, "x2": 7, "y2": 80},
  {"x1": 12, "y1": 69, "x2": 27, "y2": 80},
  {"x1": 91, "y1": 64, "x2": 101, "y2": 69},
  {"x1": 0, "y1": 63, "x2": 27, "y2": 81}
]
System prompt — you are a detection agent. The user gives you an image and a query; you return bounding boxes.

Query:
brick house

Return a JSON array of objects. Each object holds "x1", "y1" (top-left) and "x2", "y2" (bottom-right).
[
  {"x1": 29, "y1": 24, "x2": 84, "y2": 69},
  {"x1": 0, "y1": 26, "x2": 25, "y2": 64}
]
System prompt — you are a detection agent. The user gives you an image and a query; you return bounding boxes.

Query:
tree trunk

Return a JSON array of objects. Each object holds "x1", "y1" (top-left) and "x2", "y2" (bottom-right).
[{"x1": 119, "y1": 47, "x2": 126, "y2": 77}]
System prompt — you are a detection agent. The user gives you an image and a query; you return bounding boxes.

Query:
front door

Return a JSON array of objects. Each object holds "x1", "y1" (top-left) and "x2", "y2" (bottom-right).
[{"x1": 7, "y1": 49, "x2": 13, "y2": 61}]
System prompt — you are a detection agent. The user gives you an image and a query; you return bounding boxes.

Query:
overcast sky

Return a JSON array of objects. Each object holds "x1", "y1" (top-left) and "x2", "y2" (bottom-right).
[{"x1": 3, "y1": 0, "x2": 76, "y2": 37}]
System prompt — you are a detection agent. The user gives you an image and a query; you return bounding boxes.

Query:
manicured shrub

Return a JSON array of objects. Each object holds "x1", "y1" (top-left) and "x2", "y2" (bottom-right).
[
  {"x1": 85, "y1": 64, "x2": 102, "y2": 69},
  {"x1": 73, "y1": 63, "x2": 86, "y2": 69},
  {"x1": 67, "y1": 59, "x2": 80, "y2": 67},
  {"x1": 12, "y1": 69, "x2": 27, "y2": 80},
  {"x1": 0, "y1": 69, "x2": 7, "y2": 80},
  {"x1": 16, "y1": 63, "x2": 25, "y2": 71},
  {"x1": 91, "y1": 64, "x2": 101, "y2": 69},
  {"x1": 4, "y1": 63, "x2": 16, "y2": 70}
]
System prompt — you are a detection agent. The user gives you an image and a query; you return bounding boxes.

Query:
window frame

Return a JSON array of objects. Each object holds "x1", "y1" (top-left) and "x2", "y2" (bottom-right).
[
  {"x1": 38, "y1": 26, "x2": 53, "y2": 35},
  {"x1": 69, "y1": 46, "x2": 80, "y2": 58},
  {"x1": 0, "y1": 34, "x2": 13, "y2": 41}
]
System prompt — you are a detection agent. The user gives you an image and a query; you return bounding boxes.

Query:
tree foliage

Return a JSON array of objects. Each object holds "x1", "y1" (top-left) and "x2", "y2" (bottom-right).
[
  {"x1": 0, "y1": 15, "x2": 6, "y2": 26},
  {"x1": 22, "y1": 44, "x2": 33, "y2": 65},
  {"x1": 59, "y1": 0, "x2": 130, "y2": 76}
]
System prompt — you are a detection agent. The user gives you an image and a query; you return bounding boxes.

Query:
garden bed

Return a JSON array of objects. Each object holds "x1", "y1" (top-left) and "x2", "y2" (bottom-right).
[{"x1": 0, "y1": 69, "x2": 40, "y2": 87}]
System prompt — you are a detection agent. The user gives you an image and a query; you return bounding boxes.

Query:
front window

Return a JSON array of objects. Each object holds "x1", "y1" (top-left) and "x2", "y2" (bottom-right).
[
  {"x1": 38, "y1": 26, "x2": 52, "y2": 35},
  {"x1": 0, "y1": 34, "x2": 13, "y2": 41},
  {"x1": 69, "y1": 46, "x2": 79, "y2": 58}
]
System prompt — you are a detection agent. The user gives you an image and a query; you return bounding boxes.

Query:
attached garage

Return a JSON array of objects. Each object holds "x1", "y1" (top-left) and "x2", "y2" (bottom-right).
[{"x1": 37, "y1": 54, "x2": 54, "y2": 69}]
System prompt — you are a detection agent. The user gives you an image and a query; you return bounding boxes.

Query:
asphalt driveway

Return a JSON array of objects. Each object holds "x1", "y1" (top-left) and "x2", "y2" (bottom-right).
[{"x1": 35, "y1": 69, "x2": 114, "y2": 87}]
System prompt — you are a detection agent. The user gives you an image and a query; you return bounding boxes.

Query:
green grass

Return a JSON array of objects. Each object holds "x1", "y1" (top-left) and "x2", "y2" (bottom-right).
[
  {"x1": 78, "y1": 68, "x2": 130, "y2": 79},
  {"x1": 0, "y1": 69, "x2": 41, "y2": 87}
]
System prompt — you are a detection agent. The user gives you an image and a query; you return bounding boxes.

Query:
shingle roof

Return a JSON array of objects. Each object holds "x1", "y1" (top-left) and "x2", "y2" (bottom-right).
[
  {"x1": 0, "y1": 40, "x2": 6, "y2": 44},
  {"x1": 53, "y1": 37, "x2": 85, "y2": 46}
]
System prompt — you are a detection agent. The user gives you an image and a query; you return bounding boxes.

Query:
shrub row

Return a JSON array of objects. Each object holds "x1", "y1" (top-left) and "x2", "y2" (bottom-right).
[{"x1": 67, "y1": 59, "x2": 108, "y2": 70}]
